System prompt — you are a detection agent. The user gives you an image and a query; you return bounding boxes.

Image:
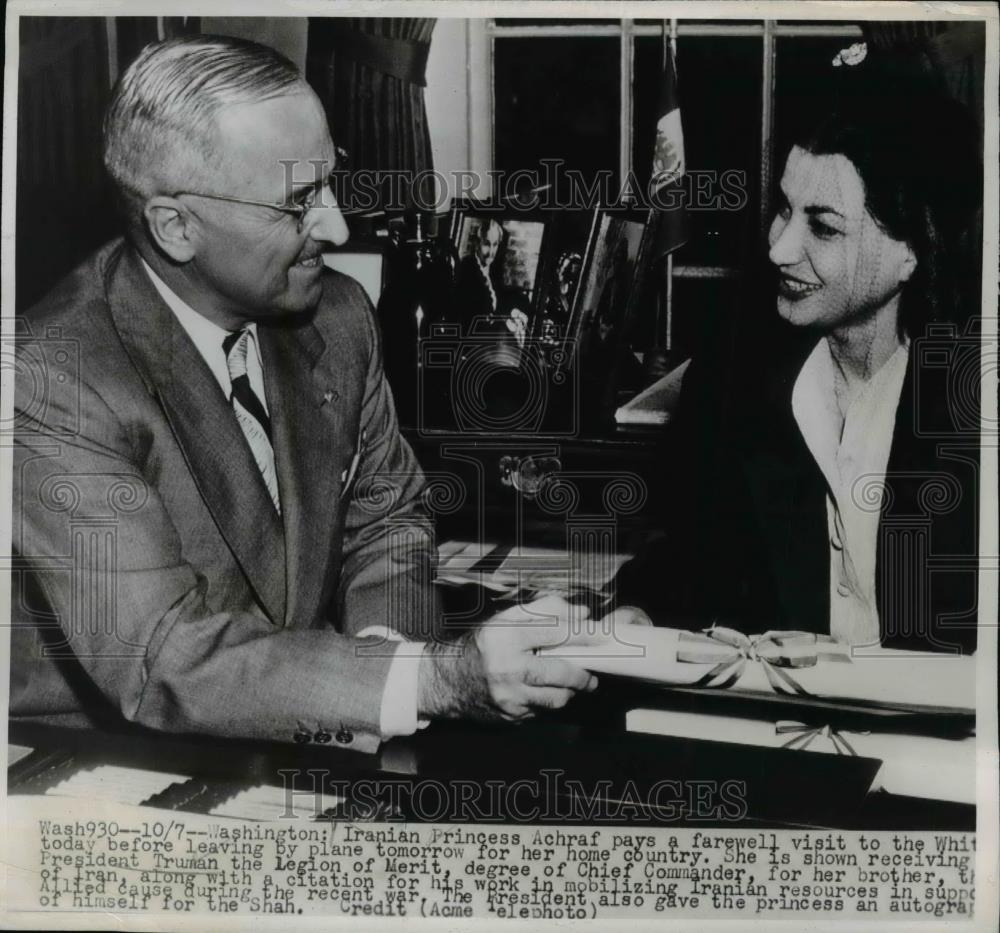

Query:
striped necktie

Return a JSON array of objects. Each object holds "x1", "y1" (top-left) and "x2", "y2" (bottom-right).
[{"x1": 223, "y1": 328, "x2": 281, "y2": 513}]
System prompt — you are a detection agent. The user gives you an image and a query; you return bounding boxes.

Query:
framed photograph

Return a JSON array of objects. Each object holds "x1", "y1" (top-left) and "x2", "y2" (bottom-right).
[
  {"x1": 531, "y1": 208, "x2": 594, "y2": 352},
  {"x1": 450, "y1": 202, "x2": 549, "y2": 336},
  {"x1": 567, "y1": 208, "x2": 656, "y2": 414}
]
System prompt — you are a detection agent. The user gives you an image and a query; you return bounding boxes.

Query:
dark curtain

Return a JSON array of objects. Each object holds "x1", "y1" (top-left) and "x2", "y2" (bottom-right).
[
  {"x1": 306, "y1": 17, "x2": 436, "y2": 213},
  {"x1": 115, "y1": 16, "x2": 160, "y2": 73},
  {"x1": 16, "y1": 18, "x2": 115, "y2": 310},
  {"x1": 163, "y1": 17, "x2": 202, "y2": 40},
  {"x1": 15, "y1": 17, "x2": 168, "y2": 311}
]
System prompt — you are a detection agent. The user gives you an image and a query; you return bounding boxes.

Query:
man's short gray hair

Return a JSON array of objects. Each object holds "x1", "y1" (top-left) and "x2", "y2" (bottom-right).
[{"x1": 103, "y1": 34, "x2": 303, "y2": 221}]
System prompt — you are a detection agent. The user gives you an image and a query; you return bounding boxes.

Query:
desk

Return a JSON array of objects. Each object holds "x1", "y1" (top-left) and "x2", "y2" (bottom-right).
[
  {"x1": 8, "y1": 680, "x2": 973, "y2": 831},
  {"x1": 404, "y1": 427, "x2": 665, "y2": 546}
]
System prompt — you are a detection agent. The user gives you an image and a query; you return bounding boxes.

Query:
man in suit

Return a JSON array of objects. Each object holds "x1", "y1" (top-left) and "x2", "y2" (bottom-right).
[{"x1": 10, "y1": 35, "x2": 600, "y2": 753}]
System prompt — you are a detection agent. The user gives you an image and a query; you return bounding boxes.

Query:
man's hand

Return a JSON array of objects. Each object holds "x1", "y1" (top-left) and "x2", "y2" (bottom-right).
[
  {"x1": 417, "y1": 595, "x2": 598, "y2": 722},
  {"x1": 603, "y1": 605, "x2": 654, "y2": 627}
]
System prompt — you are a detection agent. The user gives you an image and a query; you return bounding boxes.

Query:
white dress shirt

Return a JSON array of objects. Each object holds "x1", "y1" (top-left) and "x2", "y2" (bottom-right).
[
  {"x1": 141, "y1": 258, "x2": 423, "y2": 738},
  {"x1": 791, "y1": 337, "x2": 910, "y2": 646}
]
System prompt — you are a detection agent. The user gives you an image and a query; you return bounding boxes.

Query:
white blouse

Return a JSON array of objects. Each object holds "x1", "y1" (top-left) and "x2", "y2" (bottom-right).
[{"x1": 791, "y1": 337, "x2": 910, "y2": 646}]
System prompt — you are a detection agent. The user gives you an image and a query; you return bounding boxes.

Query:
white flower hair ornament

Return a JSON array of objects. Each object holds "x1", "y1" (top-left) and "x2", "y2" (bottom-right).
[{"x1": 832, "y1": 42, "x2": 868, "y2": 68}]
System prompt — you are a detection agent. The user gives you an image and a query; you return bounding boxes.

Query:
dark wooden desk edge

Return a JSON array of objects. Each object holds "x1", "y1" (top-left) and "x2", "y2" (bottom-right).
[
  {"x1": 404, "y1": 425, "x2": 665, "y2": 448},
  {"x1": 7, "y1": 717, "x2": 974, "y2": 832}
]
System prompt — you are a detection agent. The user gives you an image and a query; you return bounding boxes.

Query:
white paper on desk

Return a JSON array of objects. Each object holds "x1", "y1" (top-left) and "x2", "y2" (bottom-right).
[
  {"x1": 615, "y1": 358, "x2": 690, "y2": 425},
  {"x1": 211, "y1": 784, "x2": 344, "y2": 821},
  {"x1": 490, "y1": 546, "x2": 632, "y2": 594},
  {"x1": 626, "y1": 708, "x2": 975, "y2": 804},
  {"x1": 45, "y1": 765, "x2": 190, "y2": 806},
  {"x1": 437, "y1": 540, "x2": 492, "y2": 572},
  {"x1": 8, "y1": 744, "x2": 34, "y2": 768},
  {"x1": 435, "y1": 572, "x2": 515, "y2": 592},
  {"x1": 495, "y1": 545, "x2": 572, "y2": 569},
  {"x1": 436, "y1": 541, "x2": 633, "y2": 598},
  {"x1": 728, "y1": 647, "x2": 975, "y2": 712}
]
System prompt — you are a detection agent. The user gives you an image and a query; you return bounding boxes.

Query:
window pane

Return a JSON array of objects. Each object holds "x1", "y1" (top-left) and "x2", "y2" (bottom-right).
[
  {"x1": 634, "y1": 35, "x2": 762, "y2": 266},
  {"x1": 669, "y1": 19, "x2": 764, "y2": 26},
  {"x1": 494, "y1": 38, "x2": 620, "y2": 196},
  {"x1": 494, "y1": 19, "x2": 620, "y2": 27},
  {"x1": 776, "y1": 20, "x2": 863, "y2": 27},
  {"x1": 773, "y1": 36, "x2": 853, "y2": 169},
  {"x1": 671, "y1": 276, "x2": 743, "y2": 362}
]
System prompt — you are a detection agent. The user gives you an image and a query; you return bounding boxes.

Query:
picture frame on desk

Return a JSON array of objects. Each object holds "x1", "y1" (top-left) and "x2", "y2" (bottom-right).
[
  {"x1": 566, "y1": 207, "x2": 656, "y2": 419},
  {"x1": 449, "y1": 199, "x2": 550, "y2": 341},
  {"x1": 531, "y1": 208, "x2": 594, "y2": 354}
]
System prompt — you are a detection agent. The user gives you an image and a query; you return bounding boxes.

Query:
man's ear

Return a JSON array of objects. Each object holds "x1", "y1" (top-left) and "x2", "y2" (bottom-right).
[
  {"x1": 898, "y1": 241, "x2": 917, "y2": 284},
  {"x1": 143, "y1": 197, "x2": 197, "y2": 262}
]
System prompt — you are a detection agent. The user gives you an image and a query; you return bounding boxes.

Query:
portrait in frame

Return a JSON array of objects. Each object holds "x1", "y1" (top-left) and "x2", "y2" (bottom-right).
[
  {"x1": 568, "y1": 207, "x2": 655, "y2": 417},
  {"x1": 450, "y1": 202, "x2": 549, "y2": 338}
]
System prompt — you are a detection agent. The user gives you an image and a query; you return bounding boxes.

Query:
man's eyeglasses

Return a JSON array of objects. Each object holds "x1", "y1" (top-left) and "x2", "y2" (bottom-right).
[{"x1": 173, "y1": 148, "x2": 348, "y2": 234}]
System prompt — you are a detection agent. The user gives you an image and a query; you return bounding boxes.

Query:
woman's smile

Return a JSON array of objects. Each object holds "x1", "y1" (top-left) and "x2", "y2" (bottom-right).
[{"x1": 777, "y1": 273, "x2": 822, "y2": 299}]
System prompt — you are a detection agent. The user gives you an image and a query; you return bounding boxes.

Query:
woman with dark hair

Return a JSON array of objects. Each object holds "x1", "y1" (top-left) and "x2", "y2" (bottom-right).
[
  {"x1": 617, "y1": 85, "x2": 982, "y2": 654},
  {"x1": 785, "y1": 89, "x2": 981, "y2": 337}
]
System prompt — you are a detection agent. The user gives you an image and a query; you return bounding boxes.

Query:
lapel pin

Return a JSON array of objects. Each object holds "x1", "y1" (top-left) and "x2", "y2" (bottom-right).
[{"x1": 322, "y1": 390, "x2": 337, "y2": 406}]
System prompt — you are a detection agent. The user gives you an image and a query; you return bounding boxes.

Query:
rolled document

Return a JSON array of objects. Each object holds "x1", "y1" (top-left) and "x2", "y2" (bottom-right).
[
  {"x1": 538, "y1": 624, "x2": 729, "y2": 684},
  {"x1": 726, "y1": 646, "x2": 975, "y2": 712},
  {"x1": 542, "y1": 623, "x2": 975, "y2": 712}
]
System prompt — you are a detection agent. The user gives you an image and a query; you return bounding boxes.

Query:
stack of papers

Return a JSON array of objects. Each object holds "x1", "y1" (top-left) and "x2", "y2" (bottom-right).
[
  {"x1": 544, "y1": 622, "x2": 979, "y2": 804},
  {"x1": 721, "y1": 647, "x2": 975, "y2": 713},
  {"x1": 614, "y1": 358, "x2": 690, "y2": 425},
  {"x1": 436, "y1": 541, "x2": 631, "y2": 600},
  {"x1": 8, "y1": 744, "x2": 34, "y2": 768},
  {"x1": 626, "y1": 708, "x2": 975, "y2": 804},
  {"x1": 437, "y1": 540, "x2": 492, "y2": 577},
  {"x1": 45, "y1": 765, "x2": 190, "y2": 806},
  {"x1": 210, "y1": 784, "x2": 344, "y2": 821}
]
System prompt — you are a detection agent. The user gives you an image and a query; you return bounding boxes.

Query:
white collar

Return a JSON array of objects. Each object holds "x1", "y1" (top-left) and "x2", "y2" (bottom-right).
[
  {"x1": 139, "y1": 257, "x2": 261, "y2": 394},
  {"x1": 792, "y1": 335, "x2": 910, "y2": 496},
  {"x1": 140, "y1": 256, "x2": 259, "y2": 346}
]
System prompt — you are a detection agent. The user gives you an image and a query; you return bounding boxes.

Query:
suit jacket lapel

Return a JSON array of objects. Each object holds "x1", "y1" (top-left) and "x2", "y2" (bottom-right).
[
  {"x1": 740, "y1": 337, "x2": 829, "y2": 633},
  {"x1": 106, "y1": 244, "x2": 287, "y2": 624},
  {"x1": 259, "y1": 319, "x2": 345, "y2": 628}
]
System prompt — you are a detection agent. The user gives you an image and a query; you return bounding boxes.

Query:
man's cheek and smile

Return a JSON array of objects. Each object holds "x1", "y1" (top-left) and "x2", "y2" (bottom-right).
[
  {"x1": 282, "y1": 205, "x2": 349, "y2": 300},
  {"x1": 281, "y1": 245, "x2": 326, "y2": 309},
  {"x1": 293, "y1": 252, "x2": 323, "y2": 270},
  {"x1": 257, "y1": 219, "x2": 324, "y2": 304}
]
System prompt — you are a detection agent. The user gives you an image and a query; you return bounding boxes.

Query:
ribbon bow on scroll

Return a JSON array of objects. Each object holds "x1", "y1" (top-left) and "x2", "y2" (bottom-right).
[
  {"x1": 775, "y1": 721, "x2": 870, "y2": 756},
  {"x1": 676, "y1": 625, "x2": 852, "y2": 695}
]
